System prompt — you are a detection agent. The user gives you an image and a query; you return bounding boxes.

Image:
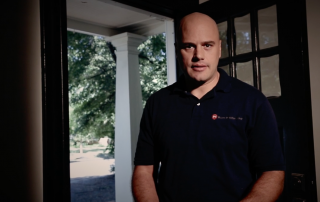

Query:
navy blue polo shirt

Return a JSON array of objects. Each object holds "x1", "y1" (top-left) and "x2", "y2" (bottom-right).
[{"x1": 134, "y1": 68, "x2": 285, "y2": 202}]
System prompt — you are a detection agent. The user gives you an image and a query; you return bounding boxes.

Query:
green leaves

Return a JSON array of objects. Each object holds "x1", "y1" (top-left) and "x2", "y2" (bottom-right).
[
  {"x1": 139, "y1": 34, "x2": 167, "y2": 106},
  {"x1": 68, "y1": 32, "x2": 116, "y2": 145},
  {"x1": 68, "y1": 32, "x2": 167, "y2": 154}
]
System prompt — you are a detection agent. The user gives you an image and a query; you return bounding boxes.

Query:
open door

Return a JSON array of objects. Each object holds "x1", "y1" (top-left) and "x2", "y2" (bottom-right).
[{"x1": 176, "y1": 0, "x2": 316, "y2": 201}]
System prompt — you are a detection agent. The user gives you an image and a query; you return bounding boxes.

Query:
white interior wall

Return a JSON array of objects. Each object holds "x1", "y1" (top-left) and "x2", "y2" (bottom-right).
[
  {"x1": 1, "y1": 0, "x2": 42, "y2": 201},
  {"x1": 26, "y1": 1, "x2": 43, "y2": 200},
  {"x1": 306, "y1": 0, "x2": 320, "y2": 198}
]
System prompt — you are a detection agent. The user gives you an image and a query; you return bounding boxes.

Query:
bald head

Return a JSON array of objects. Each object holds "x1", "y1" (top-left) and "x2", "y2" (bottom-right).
[
  {"x1": 177, "y1": 12, "x2": 220, "y2": 43},
  {"x1": 175, "y1": 12, "x2": 221, "y2": 89}
]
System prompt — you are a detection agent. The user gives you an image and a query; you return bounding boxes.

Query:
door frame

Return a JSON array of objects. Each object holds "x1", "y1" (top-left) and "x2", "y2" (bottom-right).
[
  {"x1": 40, "y1": 0, "x2": 197, "y2": 201},
  {"x1": 40, "y1": 0, "x2": 70, "y2": 201}
]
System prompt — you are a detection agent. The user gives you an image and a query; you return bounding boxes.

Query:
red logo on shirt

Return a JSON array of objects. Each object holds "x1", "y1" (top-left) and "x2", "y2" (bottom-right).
[{"x1": 212, "y1": 114, "x2": 218, "y2": 120}]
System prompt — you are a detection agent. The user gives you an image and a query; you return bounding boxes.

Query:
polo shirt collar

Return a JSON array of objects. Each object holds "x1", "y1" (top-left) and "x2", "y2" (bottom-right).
[
  {"x1": 173, "y1": 68, "x2": 232, "y2": 95},
  {"x1": 215, "y1": 68, "x2": 232, "y2": 93}
]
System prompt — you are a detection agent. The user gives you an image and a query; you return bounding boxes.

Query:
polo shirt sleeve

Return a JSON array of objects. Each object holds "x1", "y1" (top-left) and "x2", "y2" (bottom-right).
[
  {"x1": 248, "y1": 97, "x2": 285, "y2": 173},
  {"x1": 134, "y1": 97, "x2": 156, "y2": 165}
]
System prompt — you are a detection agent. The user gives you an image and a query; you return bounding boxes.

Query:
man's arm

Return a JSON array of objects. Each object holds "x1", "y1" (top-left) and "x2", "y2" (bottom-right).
[
  {"x1": 132, "y1": 165, "x2": 159, "y2": 202},
  {"x1": 240, "y1": 170, "x2": 285, "y2": 202}
]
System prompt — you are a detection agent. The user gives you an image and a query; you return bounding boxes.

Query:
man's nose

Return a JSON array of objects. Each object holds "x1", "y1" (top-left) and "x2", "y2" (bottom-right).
[{"x1": 193, "y1": 46, "x2": 204, "y2": 61}]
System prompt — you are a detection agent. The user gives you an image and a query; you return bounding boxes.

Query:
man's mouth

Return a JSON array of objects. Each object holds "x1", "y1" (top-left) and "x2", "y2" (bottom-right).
[{"x1": 191, "y1": 64, "x2": 207, "y2": 71}]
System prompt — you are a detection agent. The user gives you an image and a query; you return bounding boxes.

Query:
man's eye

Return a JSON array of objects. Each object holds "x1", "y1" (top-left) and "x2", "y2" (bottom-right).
[
  {"x1": 185, "y1": 45, "x2": 193, "y2": 49},
  {"x1": 204, "y1": 44, "x2": 212, "y2": 48}
]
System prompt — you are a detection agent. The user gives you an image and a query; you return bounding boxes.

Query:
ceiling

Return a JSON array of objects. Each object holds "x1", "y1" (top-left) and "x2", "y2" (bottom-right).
[{"x1": 67, "y1": 0, "x2": 173, "y2": 37}]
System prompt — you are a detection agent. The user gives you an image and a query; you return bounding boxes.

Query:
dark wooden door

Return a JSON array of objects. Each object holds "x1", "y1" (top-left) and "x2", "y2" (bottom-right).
[{"x1": 176, "y1": 0, "x2": 316, "y2": 201}]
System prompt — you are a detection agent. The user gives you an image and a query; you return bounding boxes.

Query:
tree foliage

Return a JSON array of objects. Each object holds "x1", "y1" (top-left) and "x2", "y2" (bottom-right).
[
  {"x1": 138, "y1": 34, "x2": 167, "y2": 105},
  {"x1": 68, "y1": 31, "x2": 167, "y2": 153}
]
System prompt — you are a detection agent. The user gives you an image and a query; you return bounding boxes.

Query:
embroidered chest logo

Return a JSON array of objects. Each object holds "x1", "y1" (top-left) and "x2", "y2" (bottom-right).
[
  {"x1": 211, "y1": 114, "x2": 243, "y2": 121},
  {"x1": 212, "y1": 114, "x2": 218, "y2": 120}
]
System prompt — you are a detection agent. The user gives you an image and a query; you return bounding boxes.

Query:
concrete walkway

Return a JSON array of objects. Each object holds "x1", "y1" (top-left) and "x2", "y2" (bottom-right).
[
  {"x1": 70, "y1": 152, "x2": 115, "y2": 202},
  {"x1": 71, "y1": 175, "x2": 115, "y2": 202}
]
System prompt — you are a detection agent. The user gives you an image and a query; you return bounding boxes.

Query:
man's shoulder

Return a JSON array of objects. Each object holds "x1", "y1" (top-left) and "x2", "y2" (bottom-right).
[
  {"x1": 217, "y1": 68, "x2": 266, "y2": 102},
  {"x1": 228, "y1": 76, "x2": 267, "y2": 102},
  {"x1": 151, "y1": 82, "x2": 177, "y2": 97},
  {"x1": 146, "y1": 82, "x2": 178, "y2": 104}
]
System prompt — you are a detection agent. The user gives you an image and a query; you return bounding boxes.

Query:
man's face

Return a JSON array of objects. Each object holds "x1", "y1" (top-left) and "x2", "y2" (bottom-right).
[{"x1": 176, "y1": 13, "x2": 221, "y2": 84}]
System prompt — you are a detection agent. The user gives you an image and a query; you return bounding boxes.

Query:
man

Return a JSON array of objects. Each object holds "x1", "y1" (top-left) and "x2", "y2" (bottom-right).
[{"x1": 132, "y1": 12, "x2": 285, "y2": 202}]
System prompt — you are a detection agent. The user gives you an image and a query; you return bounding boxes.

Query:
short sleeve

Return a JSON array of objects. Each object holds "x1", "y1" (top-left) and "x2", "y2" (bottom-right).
[
  {"x1": 134, "y1": 98, "x2": 155, "y2": 165},
  {"x1": 248, "y1": 98, "x2": 285, "y2": 173}
]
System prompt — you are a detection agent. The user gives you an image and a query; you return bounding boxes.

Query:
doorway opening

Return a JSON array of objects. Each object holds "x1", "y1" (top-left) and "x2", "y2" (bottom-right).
[{"x1": 67, "y1": 0, "x2": 174, "y2": 201}]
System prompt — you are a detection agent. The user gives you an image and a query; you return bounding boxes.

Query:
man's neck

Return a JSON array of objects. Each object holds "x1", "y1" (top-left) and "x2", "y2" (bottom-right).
[{"x1": 186, "y1": 72, "x2": 220, "y2": 99}]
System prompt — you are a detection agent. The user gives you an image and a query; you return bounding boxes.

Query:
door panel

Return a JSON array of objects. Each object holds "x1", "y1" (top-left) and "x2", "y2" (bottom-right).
[{"x1": 192, "y1": 0, "x2": 316, "y2": 201}]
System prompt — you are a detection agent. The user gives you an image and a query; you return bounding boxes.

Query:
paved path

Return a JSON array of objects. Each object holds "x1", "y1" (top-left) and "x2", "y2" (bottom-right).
[
  {"x1": 71, "y1": 175, "x2": 115, "y2": 202},
  {"x1": 70, "y1": 152, "x2": 115, "y2": 202}
]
